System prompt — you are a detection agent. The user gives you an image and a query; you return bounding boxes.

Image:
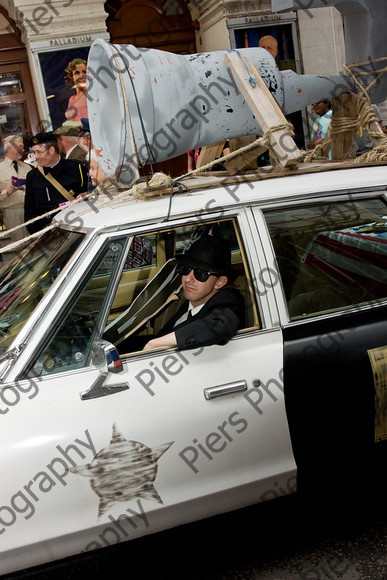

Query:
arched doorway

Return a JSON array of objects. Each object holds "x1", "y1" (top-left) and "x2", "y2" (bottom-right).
[
  {"x1": 105, "y1": 0, "x2": 197, "y2": 178},
  {"x1": 0, "y1": 7, "x2": 39, "y2": 153}
]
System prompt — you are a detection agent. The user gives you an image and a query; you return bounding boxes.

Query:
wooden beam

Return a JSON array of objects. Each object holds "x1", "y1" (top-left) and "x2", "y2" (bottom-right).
[
  {"x1": 331, "y1": 93, "x2": 358, "y2": 160},
  {"x1": 196, "y1": 142, "x2": 225, "y2": 169},
  {"x1": 225, "y1": 51, "x2": 303, "y2": 168},
  {"x1": 224, "y1": 136, "x2": 262, "y2": 175}
]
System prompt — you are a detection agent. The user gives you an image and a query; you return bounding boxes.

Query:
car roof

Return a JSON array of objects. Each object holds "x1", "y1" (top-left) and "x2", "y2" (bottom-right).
[{"x1": 56, "y1": 162, "x2": 387, "y2": 233}]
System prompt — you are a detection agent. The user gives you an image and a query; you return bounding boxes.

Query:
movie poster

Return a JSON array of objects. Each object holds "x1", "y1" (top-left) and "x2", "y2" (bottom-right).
[
  {"x1": 234, "y1": 22, "x2": 297, "y2": 72},
  {"x1": 38, "y1": 46, "x2": 90, "y2": 131}
]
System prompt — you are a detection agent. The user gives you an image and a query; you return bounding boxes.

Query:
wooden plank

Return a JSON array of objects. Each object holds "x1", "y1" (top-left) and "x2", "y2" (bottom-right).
[
  {"x1": 196, "y1": 142, "x2": 225, "y2": 169},
  {"x1": 225, "y1": 52, "x2": 303, "y2": 168},
  {"x1": 224, "y1": 136, "x2": 263, "y2": 175},
  {"x1": 331, "y1": 94, "x2": 358, "y2": 160}
]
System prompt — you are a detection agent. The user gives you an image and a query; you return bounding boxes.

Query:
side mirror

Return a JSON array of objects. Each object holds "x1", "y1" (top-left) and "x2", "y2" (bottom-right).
[
  {"x1": 91, "y1": 339, "x2": 123, "y2": 373},
  {"x1": 80, "y1": 340, "x2": 128, "y2": 400}
]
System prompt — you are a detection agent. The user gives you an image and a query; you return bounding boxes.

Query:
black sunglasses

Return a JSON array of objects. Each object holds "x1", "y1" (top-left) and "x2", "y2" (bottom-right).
[{"x1": 177, "y1": 263, "x2": 220, "y2": 283}]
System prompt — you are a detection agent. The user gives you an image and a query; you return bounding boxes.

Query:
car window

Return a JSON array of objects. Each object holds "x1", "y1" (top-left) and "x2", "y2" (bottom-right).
[
  {"x1": 28, "y1": 238, "x2": 128, "y2": 377},
  {"x1": 0, "y1": 228, "x2": 84, "y2": 357},
  {"x1": 265, "y1": 197, "x2": 387, "y2": 320},
  {"x1": 25, "y1": 219, "x2": 258, "y2": 375},
  {"x1": 104, "y1": 218, "x2": 259, "y2": 355}
]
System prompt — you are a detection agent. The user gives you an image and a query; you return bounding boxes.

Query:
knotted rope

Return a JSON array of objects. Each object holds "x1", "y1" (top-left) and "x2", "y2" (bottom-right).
[{"x1": 304, "y1": 93, "x2": 387, "y2": 163}]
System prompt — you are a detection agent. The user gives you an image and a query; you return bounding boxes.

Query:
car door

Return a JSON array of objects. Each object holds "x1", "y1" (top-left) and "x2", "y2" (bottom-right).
[
  {"x1": 253, "y1": 191, "x2": 387, "y2": 502},
  {"x1": 0, "y1": 213, "x2": 296, "y2": 574}
]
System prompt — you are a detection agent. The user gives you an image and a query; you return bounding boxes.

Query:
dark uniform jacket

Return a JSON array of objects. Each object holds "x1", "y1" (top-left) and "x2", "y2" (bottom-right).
[
  {"x1": 25, "y1": 157, "x2": 88, "y2": 234},
  {"x1": 161, "y1": 287, "x2": 245, "y2": 350}
]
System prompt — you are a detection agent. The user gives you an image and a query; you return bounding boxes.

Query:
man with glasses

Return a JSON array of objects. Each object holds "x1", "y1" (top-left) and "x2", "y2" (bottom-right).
[
  {"x1": 0, "y1": 134, "x2": 31, "y2": 243},
  {"x1": 143, "y1": 236, "x2": 244, "y2": 351},
  {"x1": 24, "y1": 132, "x2": 88, "y2": 234}
]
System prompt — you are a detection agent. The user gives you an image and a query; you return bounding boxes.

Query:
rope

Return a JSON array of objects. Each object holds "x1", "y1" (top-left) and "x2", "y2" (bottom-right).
[
  {"x1": 0, "y1": 223, "x2": 57, "y2": 254},
  {"x1": 178, "y1": 122, "x2": 296, "y2": 179},
  {"x1": 304, "y1": 93, "x2": 387, "y2": 163},
  {"x1": 345, "y1": 57, "x2": 387, "y2": 95},
  {"x1": 0, "y1": 190, "x2": 96, "y2": 254},
  {"x1": 0, "y1": 121, "x2": 297, "y2": 254},
  {"x1": 2, "y1": 64, "x2": 387, "y2": 255},
  {"x1": 227, "y1": 49, "x2": 257, "y2": 88}
]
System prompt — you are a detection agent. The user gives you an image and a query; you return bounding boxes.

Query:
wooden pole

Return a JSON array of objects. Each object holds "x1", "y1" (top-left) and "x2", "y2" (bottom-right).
[
  {"x1": 225, "y1": 51, "x2": 303, "y2": 169},
  {"x1": 331, "y1": 93, "x2": 358, "y2": 160}
]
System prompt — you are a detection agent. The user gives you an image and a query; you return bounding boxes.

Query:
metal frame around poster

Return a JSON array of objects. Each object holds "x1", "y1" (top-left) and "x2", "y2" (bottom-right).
[
  {"x1": 227, "y1": 14, "x2": 308, "y2": 148},
  {"x1": 35, "y1": 44, "x2": 91, "y2": 132}
]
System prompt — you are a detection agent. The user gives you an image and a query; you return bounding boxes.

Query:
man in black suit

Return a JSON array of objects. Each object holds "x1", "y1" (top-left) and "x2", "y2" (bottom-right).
[
  {"x1": 143, "y1": 236, "x2": 244, "y2": 351},
  {"x1": 25, "y1": 132, "x2": 88, "y2": 234}
]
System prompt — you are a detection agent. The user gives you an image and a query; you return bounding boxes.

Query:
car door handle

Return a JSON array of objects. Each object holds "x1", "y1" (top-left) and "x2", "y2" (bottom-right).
[{"x1": 204, "y1": 380, "x2": 247, "y2": 400}]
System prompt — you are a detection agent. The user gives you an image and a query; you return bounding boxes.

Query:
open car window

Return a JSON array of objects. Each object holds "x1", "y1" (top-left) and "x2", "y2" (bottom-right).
[
  {"x1": 104, "y1": 218, "x2": 260, "y2": 355},
  {"x1": 24, "y1": 218, "x2": 259, "y2": 376},
  {"x1": 264, "y1": 197, "x2": 387, "y2": 320}
]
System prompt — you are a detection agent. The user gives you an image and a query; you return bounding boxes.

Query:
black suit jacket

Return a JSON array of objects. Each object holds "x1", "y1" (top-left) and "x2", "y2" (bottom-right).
[
  {"x1": 161, "y1": 287, "x2": 245, "y2": 350},
  {"x1": 25, "y1": 157, "x2": 88, "y2": 234}
]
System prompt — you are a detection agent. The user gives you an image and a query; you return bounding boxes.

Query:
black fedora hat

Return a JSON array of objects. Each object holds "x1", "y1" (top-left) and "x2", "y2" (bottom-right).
[{"x1": 177, "y1": 236, "x2": 232, "y2": 275}]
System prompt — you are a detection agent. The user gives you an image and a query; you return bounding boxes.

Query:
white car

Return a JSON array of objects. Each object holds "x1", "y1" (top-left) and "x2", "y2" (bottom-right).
[{"x1": 0, "y1": 163, "x2": 386, "y2": 575}]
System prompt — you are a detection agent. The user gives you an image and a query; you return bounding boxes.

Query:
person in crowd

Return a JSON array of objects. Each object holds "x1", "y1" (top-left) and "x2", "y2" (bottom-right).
[
  {"x1": 24, "y1": 132, "x2": 88, "y2": 234},
  {"x1": 143, "y1": 236, "x2": 244, "y2": 351},
  {"x1": 54, "y1": 121, "x2": 87, "y2": 163},
  {"x1": 78, "y1": 117, "x2": 92, "y2": 154},
  {"x1": 187, "y1": 148, "x2": 200, "y2": 172},
  {"x1": 0, "y1": 134, "x2": 32, "y2": 242},
  {"x1": 259, "y1": 35, "x2": 279, "y2": 59},
  {"x1": 307, "y1": 99, "x2": 332, "y2": 150},
  {"x1": 64, "y1": 58, "x2": 88, "y2": 122},
  {"x1": 87, "y1": 149, "x2": 127, "y2": 195},
  {"x1": 87, "y1": 148, "x2": 107, "y2": 188}
]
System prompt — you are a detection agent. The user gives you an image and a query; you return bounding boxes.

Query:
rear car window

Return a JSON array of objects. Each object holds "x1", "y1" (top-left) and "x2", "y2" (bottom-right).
[{"x1": 264, "y1": 197, "x2": 387, "y2": 320}]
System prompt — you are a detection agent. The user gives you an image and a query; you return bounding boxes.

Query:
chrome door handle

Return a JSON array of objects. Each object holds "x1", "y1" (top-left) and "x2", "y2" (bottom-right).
[{"x1": 204, "y1": 380, "x2": 247, "y2": 400}]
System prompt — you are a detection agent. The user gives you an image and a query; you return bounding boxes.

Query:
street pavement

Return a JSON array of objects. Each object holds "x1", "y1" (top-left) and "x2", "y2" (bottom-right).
[{"x1": 3, "y1": 488, "x2": 385, "y2": 579}]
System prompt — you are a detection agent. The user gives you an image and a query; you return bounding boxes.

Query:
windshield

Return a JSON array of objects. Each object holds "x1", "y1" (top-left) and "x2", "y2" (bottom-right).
[{"x1": 0, "y1": 228, "x2": 84, "y2": 356}]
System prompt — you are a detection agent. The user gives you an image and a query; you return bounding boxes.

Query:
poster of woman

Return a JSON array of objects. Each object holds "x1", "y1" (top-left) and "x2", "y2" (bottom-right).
[
  {"x1": 64, "y1": 57, "x2": 88, "y2": 122},
  {"x1": 38, "y1": 46, "x2": 90, "y2": 131}
]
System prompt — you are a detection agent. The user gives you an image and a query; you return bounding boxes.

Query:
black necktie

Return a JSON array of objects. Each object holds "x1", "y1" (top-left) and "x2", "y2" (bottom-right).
[{"x1": 12, "y1": 160, "x2": 18, "y2": 174}]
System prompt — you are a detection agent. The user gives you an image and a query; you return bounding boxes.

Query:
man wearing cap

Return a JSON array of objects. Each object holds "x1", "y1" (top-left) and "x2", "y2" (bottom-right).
[
  {"x1": 25, "y1": 132, "x2": 88, "y2": 234},
  {"x1": 0, "y1": 134, "x2": 32, "y2": 242},
  {"x1": 53, "y1": 121, "x2": 87, "y2": 163},
  {"x1": 143, "y1": 236, "x2": 244, "y2": 351}
]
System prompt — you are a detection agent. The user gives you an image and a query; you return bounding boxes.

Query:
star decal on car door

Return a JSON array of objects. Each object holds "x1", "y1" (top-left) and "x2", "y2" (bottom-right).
[{"x1": 71, "y1": 423, "x2": 174, "y2": 517}]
